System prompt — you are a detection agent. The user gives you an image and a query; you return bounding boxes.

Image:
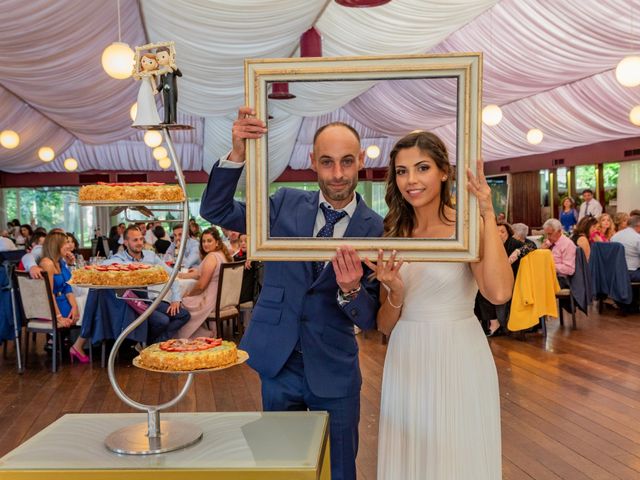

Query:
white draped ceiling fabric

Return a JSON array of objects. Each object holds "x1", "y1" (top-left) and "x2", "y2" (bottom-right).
[{"x1": 1, "y1": 0, "x2": 639, "y2": 177}]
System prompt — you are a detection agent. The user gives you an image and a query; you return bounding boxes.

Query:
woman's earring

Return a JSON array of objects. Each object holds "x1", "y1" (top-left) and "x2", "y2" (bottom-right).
[{"x1": 442, "y1": 176, "x2": 447, "y2": 181}]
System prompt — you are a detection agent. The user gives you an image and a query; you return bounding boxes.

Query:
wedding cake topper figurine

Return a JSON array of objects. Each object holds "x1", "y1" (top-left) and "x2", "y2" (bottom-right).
[{"x1": 131, "y1": 41, "x2": 181, "y2": 127}]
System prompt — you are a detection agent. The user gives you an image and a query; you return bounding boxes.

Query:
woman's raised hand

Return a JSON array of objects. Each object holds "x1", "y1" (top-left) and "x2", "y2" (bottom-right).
[
  {"x1": 466, "y1": 158, "x2": 494, "y2": 217},
  {"x1": 363, "y1": 250, "x2": 404, "y2": 294}
]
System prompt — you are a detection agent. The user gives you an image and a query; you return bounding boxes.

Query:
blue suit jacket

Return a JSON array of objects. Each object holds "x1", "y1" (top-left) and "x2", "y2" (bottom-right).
[{"x1": 201, "y1": 161, "x2": 384, "y2": 398}]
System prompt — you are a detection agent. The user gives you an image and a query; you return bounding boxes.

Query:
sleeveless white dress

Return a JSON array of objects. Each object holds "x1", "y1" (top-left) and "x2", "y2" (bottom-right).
[{"x1": 377, "y1": 262, "x2": 501, "y2": 479}]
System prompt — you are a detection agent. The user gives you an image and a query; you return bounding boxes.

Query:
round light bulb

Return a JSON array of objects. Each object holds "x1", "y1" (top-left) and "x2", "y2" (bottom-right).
[
  {"x1": 153, "y1": 146, "x2": 168, "y2": 160},
  {"x1": 526, "y1": 128, "x2": 544, "y2": 145},
  {"x1": 158, "y1": 157, "x2": 172, "y2": 169},
  {"x1": 144, "y1": 130, "x2": 163, "y2": 148},
  {"x1": 615, "y1": 55, "x2": 640, "y2": 88},
  {"x1": 630, "y1": 105, "x2": 640, "y2": 126},
  {"x1": 130, "y1": 102, "x2": 138, "y2": 121},
  {"x1": 482, "y1": 104, "x2": 503, "y2": 126},
  {"x1": 366, "y1": 145, "x2": 381, "y2": 159},
  {"x1": 63, "y1": 157, "x2": 78, "y2": 172},
  {"x1": 0, "y1": 130, "x2": 20, "y2": 149},
  {"x1": 38, "y1": 146, "x2": 55, "y2": 162},
  {"x1": 101, "y1": 42, "x2": 134, "y2": 79}
]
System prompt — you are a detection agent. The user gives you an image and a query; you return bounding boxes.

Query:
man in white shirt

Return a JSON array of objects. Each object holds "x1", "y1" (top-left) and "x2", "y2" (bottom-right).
[
  {"x1": 165, "y1": 225, "x2": 201, "y2": 268},
  {"x1": 577, "y1": 189, "x2": 603, "y2": 220},
  {"x1": 0, "y1": 231, "x2": 16, "y2": 252},
  {"x1": 611, "y1": 215, "x2": 640, "y2": 282}
]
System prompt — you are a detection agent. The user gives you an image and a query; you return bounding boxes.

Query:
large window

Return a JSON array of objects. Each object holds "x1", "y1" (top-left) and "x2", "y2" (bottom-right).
[
  {"x1": 575, "y1": 165, "x2": 596, "y2": 195},
  {"x1": 2, "y1": 187, "x2": 96, "y2": 247},
  {"x1": 603, "y1": 162, "x2": 620, "y2": 206}
]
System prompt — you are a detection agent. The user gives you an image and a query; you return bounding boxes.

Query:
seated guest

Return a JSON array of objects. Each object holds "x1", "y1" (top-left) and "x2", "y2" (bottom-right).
[
  {"x1": 559, "y1": 197, "x2": 578, "y2": 233},
  {"x1": 65, "y1": 232, "x2": 84, "y2": 266},
  {"x1": 570, "y1": 216, "x2": 598, "y2": 261},
  {"x1": 144, "y1": 222, "x2": 157, "y2": 246},
  {"x1": 234, "y1": 234, "x2": 247, "y2": 261},
  {"x1": 153, "y1": 226, "x2": 171, "y2": 254},
  {"x1": 0, "y1": 230, "x2": 17, "y2": 252},
  {"x1": 107, "y1": 225, "x2": 121, "y2": 256},
  {"x1": 591, "y1": 213, "x2": 614, "y2": 242},
  {"x1": 106, "y1": 225, "x2": 190, "y2": 343},
  {"x1": 26, "y1": 231, "x2": 46, "y2": 252},
  {"x1": 476, "y1": 222, "x2": 530, "y2": 337},
  {"x1": 189, "y1": 218, "x2": 201, "y2": 239},
  {"x1": 222, "y1": 228, "x2": 240, "y2": 257},
  {"x1": 38, "y1": 232, "x2": 79, "y2": 330},
  {"x1": 16, "y1": 224, "x2": 33, "y2": 248},
  {"x1": 511, "y1": 223, "x2": 537, "y2": 249},
  {"x1": 176, "y1": 227, "x2": 233, "y2": 338},
  {"x1": 611, "y1": 215, "x2": 640, "y2": 282},
  {"x1": 165, "y1": 224, "x2": 201, "y2": 268},
  {"x1": 21, "y1": 227, "x2": 65, "y2": 278},
  {"x1": 614, "y1": 212, "x2": 630, "y2": 233},
  {"x1": 541, "y1": 218, "x2": 576, "y2": 285}
]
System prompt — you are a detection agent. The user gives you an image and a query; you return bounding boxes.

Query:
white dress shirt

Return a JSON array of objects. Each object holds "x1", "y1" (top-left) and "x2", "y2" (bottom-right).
[
  {"x1": 611, "y1": 227, "x2": 640, "y2": 271},
  {"x1": 578, "y1": 199, "x2": 603, "y2": 220}
]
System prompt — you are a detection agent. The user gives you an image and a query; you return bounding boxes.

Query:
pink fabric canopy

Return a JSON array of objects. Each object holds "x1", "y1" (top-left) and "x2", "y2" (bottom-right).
[{"x1": 1, "y1": 0, "x2": 639, "y2": 174}]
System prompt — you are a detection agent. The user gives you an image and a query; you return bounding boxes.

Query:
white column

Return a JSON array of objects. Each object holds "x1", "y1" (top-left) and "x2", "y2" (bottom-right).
[{"x1": 617, "y1": 160, "x2": 640, "y2": 213}]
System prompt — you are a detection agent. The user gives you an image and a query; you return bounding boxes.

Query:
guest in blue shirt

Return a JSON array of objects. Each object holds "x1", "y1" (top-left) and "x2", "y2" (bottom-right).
[
  {"x1": 164, "y1": 224, "x2": 201, "y2": 269},
  {"x1": 559, "y1": 196, "x2": 578, "y2": 233},
  {"x1": 105, "y1": 225, "x2": 190, "y2": 343}
]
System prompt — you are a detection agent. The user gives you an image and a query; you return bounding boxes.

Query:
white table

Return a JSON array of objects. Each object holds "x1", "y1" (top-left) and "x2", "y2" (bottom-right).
[{"x1": 0, "y1": 412, "x2": 330, "y2": 480}]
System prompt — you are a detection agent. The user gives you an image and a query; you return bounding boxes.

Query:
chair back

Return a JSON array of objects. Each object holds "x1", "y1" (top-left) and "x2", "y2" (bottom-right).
[
  {"x1": 15, "y1": 271, "x2": 57, "y2": 322},
  {"x1": 589, "y1": 242, "x2": 633, "y2": 304},
  {"x1": 216, "y1": 261, "x2": 245, "y2": 314}
]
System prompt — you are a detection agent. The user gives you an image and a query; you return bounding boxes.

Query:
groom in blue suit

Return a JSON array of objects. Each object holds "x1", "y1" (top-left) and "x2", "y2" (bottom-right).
[{"x1": 200, "y1": 107, "x2": 383, "y2": 480}]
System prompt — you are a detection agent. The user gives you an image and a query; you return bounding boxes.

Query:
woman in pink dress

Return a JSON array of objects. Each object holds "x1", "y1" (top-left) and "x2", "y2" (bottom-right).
[{"x1": 177, "y1": 227, "x2": 233, "y2": 339}]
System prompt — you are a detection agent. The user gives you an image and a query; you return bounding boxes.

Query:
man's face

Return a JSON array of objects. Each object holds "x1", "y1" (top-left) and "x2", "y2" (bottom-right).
[
  {"x1": 582, "y1": 191, "x2": 593, "y2": 203},
  {"x1": 544, "y1": 226, "x2": 562, "y2": 243},
  {"x1": 157, "y1": 51, "x2": 170, "y2": 66},
  {"x1": 124, "y1": 229, "x2": 144, "y2": 254},
  {"x1": 310, "y1": 125, "x2": 364, "y2": 209},
  {"x1": 174, "y1": 227, "x2": 183, "y2": 246}
]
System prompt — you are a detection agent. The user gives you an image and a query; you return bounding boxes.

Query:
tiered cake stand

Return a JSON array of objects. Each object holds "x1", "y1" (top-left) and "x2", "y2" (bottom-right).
[{"x1": 80, "y1": 124, "x2": 207, "y2": 455}]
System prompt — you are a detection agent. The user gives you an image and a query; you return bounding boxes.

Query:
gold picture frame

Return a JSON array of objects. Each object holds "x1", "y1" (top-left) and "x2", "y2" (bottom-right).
[
  {"x1": 132, "y1": 41, "x2": 177, "y2": 80},
  {"x1": 244, "y1": 53, "x2": 482, "y2": 262}
]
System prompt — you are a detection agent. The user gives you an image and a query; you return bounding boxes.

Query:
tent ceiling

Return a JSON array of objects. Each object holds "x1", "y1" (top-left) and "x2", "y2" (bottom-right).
[{"x1": 1, "y1": 0, "x2": 639, "y2": 176}]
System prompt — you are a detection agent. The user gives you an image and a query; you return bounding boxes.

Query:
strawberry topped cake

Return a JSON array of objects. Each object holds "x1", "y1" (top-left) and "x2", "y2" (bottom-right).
[
  {"x1": 78, "y1": 182, "x2": 185, "y2": 202},
  {"x1": 137, "y1": 337, "x2": 239, "y2": 371},
  {"x1": 70, "y1": 262, "x2": 169, "y2": 286}
]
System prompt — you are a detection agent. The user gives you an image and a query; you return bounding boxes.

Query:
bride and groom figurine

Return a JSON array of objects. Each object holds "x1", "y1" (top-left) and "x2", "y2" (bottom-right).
[{"x1": 132, "y1": 43, "x2": 182, "y2": 127}]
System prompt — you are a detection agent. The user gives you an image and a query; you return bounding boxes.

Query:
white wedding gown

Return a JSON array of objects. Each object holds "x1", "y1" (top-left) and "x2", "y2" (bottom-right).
[
  {"x1": 132, "y1": 76, "x2": 161, "y2": 126},
  {"x1": 377, "y1": 262, "x2": 501, "y2": 480}
]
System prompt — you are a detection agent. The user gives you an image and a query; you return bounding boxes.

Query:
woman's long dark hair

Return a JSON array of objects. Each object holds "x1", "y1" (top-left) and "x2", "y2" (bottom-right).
[
  {"x1": 199, "y1": 227, "x2": 232, "y2": 262},
  {"x1": 383, "y1": 131, "x2": 454, "y2": 238}
]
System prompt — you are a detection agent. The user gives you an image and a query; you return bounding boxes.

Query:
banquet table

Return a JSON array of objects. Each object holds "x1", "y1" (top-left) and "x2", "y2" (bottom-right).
[{"x1": 0, "y1": 412, "x2": 330, "y2": 480}]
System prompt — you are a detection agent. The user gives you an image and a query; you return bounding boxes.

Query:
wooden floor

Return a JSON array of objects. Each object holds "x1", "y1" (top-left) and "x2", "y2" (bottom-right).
[{"x1": 1, "y1": 306, "x2": 640, "y2": 479}]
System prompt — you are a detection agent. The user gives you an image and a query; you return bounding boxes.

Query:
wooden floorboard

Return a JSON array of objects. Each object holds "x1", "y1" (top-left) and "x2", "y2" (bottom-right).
[{"x1": 0, "y1": 305, "x2": 639, "y2": 479}]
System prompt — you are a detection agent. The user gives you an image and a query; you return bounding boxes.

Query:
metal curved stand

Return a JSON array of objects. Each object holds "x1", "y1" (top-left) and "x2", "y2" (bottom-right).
[{"x1": 105, "y1": 127, "x2": 202, "y2": 455}]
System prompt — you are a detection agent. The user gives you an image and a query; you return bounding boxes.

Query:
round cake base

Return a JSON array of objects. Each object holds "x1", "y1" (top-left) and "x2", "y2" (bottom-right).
[
  {"x1": 105, "y1": 420, "x2": 203, "y2": 455},
  {"x1": 132, "y1": 349, "x2": 249, "y2": 374}
]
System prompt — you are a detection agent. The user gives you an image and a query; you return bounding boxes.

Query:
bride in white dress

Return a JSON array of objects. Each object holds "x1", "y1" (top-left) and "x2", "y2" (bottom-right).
[
  {"x1": 364, "y1": 131, "x2": 514, "y2": 480},
  {"x1": 132, "y1": 53, "x2": 161, "y2": 127}
]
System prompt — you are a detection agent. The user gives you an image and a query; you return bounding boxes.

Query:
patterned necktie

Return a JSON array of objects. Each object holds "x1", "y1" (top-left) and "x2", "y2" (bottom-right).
[{"x1": 312, "y1": 204, "x2": 347, "y2": 280}]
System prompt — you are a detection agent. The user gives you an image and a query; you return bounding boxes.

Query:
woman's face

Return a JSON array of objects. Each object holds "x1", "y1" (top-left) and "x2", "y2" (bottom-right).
[
  {"x1": 20, "y1": 227, "x2": 29, "y2": 237},
  {"x1": 600, "y1": 215, "x2": 611, "y2": 230},
  {"x1": 141, "y1": 56, "x2": 157, "y2": 72},
  {"x1": 66, "y1": 236, "x2": 75, "y2": 252},
  {"x1": 201, "y1": 233, "x2": 217, "y2": 253},
  {"x1": 563, "y1": 198, "x2": 572, "y2": 209},
  {"x1": 619, "y1": 218, "x2": 629, "y2": 230},
  {"x1": 394, "y1": 146, "x2": 444, "y2": 211},
  {"x1": 588, "y1": 224, "x2": 598, "y2": 236},
  {"x1": 497, "y1": 225, "x2": 509, "y2": 243}
]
